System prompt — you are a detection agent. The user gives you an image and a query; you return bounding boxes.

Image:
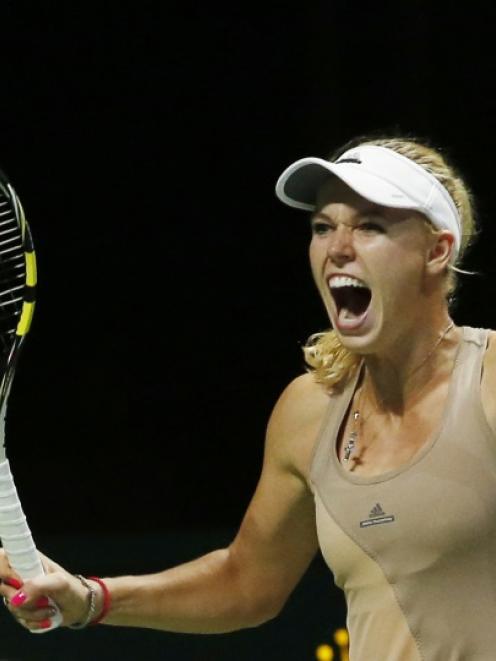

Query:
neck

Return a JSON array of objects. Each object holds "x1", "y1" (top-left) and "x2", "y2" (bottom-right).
[{"x1": 361, "y1": 316, "x2": 460, "y2": 414}]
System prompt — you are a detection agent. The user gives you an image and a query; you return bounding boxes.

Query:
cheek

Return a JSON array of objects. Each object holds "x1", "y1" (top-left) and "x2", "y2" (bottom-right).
[{"x1": 374, "y1": 253, "x2": 425, "y2": 306}]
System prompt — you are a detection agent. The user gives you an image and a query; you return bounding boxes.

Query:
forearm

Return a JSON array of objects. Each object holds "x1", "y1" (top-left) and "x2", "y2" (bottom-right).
[{"x1": 95, "y1": 547, "x2": 277, "y2": 633}]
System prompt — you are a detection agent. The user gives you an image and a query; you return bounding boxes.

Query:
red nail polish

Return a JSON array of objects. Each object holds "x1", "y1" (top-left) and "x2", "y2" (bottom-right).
[
  {"x1": 3, "y1": 577, "x2": 22, "y2": 590},
  {"x1": 39, "y1": 618, "x2": 52, "y2": 629},
  {"x1": 11, "y1": 591, "x2": 27, "y2": 607},
  {"x1": 36, "y1": 596, "x2": 50, "y2": 608}
]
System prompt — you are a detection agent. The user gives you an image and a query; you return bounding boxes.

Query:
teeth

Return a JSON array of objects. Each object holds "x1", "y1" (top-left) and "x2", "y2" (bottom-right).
[{"x1": 329, "y1": 276, "x2": 367, "y2": 289}]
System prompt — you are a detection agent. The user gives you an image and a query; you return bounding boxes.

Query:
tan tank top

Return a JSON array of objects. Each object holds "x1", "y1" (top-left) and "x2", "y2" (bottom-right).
[{"x1": 309, "y1": 326, "x2": 496, "y2": 661}]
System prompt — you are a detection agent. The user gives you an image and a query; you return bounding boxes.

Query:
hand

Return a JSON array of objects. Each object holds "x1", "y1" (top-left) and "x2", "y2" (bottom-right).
[{"x1": 0, "y1": 549, "x2": 98, "y2": 632}]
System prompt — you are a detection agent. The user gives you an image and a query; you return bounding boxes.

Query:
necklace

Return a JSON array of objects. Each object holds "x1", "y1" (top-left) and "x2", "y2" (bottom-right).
[{"x1": 342, "y1": 321, "x2": 455, "y2": 464}]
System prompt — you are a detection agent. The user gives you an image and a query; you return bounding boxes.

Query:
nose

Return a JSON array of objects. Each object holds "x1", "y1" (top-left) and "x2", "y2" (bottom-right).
[{"x1": 327, "y1": 224, "x2": 356, "y2": 266}]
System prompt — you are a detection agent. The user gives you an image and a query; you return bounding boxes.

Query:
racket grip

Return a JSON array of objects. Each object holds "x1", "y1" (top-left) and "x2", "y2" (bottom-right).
[{"x1": 0, "y1": 459, "x2": 63, "y2": 632}]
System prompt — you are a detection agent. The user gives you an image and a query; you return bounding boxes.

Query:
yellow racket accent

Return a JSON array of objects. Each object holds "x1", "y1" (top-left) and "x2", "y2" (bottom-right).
[
  {"x1": 13, "y1": 194, "x2": 38, "y2": 338},
  {"x1": 25, "y1": 250, "x2": 37, "y2": 288},
  {"x1": 17, "y1": 301, "x2": 35, "y2": 337}
]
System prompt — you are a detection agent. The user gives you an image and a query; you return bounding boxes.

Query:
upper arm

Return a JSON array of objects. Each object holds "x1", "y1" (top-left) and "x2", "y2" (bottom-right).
[{"x1": 228, "y1": 373, "x2": 330, "y2": 616}]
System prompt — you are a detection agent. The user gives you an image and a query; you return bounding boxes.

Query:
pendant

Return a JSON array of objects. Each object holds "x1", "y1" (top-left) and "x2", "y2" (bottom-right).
[
  {"x1": 343, "y1": 432, "x2": 356, "y2": 461},
  {"x1": 343, "y1": 411, "x2": 359, "y2": 462}
]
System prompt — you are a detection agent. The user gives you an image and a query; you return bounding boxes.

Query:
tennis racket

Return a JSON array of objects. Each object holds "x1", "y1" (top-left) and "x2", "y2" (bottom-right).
[{"x1": 0, "y1": 171, "x2": 62, "y2": 632}]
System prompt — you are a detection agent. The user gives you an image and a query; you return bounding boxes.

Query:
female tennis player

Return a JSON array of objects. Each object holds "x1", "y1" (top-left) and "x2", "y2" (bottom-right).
[{"x1": 1, "y1": 134, "x2": 494, "y2": 659}]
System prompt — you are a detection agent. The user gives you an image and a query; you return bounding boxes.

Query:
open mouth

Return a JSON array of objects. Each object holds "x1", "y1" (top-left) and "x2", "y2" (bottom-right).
[{"x1": 329, "y1": 276, "x2": 372, "y2": 328}]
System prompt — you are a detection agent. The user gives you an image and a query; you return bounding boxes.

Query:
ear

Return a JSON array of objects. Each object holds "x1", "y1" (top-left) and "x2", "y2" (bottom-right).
[{"x1": 426, "y1": 230, "x2": 455, "y2": 275}]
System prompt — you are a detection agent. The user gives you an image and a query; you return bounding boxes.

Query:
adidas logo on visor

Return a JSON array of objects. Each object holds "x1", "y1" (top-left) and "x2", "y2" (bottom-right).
[{"x1": 336, "y1": 150, "x2": 362, "y2": 165}]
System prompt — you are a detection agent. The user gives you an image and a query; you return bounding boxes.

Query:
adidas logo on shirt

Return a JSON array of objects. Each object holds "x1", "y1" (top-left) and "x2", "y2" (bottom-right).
[
  {"x1": 360, "y1": 503, "x2": 395, "y2": 528},
  {"x1": 369, "y1": 503, "x2": 385, "y2": 518}
]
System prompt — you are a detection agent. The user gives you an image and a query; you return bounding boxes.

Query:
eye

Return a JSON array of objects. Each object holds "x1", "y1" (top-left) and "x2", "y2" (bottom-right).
[
  {"x1": 311, "y1": 220, "x2": 333, "y2": 236},
  {"x1": 357, "y1": 221, "x2": 384, "y2": 233}
]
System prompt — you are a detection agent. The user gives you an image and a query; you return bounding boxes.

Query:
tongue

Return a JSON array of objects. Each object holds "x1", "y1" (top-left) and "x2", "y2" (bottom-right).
[
  {"x1": 338, "y1": 307, "x2": 361, "y2": 321},
  {"x1": 337, "y1": 303, "x2": 369, "y2": 330}
]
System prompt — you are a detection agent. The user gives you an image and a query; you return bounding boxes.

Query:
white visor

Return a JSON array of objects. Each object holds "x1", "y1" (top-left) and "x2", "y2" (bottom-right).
[{"x1": 275, "y1": 145, "x2": 461, "y2": 259}]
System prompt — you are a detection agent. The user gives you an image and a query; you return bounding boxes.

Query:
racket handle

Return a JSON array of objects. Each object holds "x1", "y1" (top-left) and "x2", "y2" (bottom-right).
[{"x1": 0, "y1": 459, "x2": 63, "y2": 632}]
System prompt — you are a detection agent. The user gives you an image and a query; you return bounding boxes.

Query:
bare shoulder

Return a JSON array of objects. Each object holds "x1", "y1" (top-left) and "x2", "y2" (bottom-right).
[
  {"x1": 481, "y1": 330, "x2": 496, "y2": 432},
  {"x1": 482, "y1": 330, "x2": 496, "y2": 374},
  {"x1": 265, "y1": 372, "x2": 331, "y2": 484},
  {"x1": 484, "y1": 329, "x2": 496, "y2": 354}
]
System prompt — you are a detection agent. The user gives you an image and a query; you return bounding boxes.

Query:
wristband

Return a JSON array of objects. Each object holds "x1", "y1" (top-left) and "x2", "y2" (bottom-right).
[{"x1": 87, "y1": 576, "x2": 111, "y2": 625}]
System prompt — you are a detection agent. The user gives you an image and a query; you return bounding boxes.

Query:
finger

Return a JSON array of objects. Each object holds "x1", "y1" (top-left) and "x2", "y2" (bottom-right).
[
  {"x1": 8, "y1": 576, "x2": 59, "y2": 607},
  {"x1": 6, "y1": 575, "x2": 67, "y2": 623},
  {"x1": 14, "y1": 615, "x2": 30, "y2": 630},
  {"x1": 3, "y1": 589, "x2": 59, "y2": 632},
  {"x1": 2, "y1": 577, "x2": 23, "y2": 590},
  {"x1": 24, "y1": 616, "x2": 54, "y2": 631},
  {"x1": 10, "y1": 590, "x2": 29, "y2": 608},
  {"x1": 10, "y1": 604, "x2": 58, "y2": 622},
  {"x1": 0, "y1": 584, "x2": 19, "y2": 602},
  {"x1": 7, "y1": 589, "x2": 50, "y2": 615},
  {"x1": 8, "y1": 588, "x2": 58, "y2": 613}
]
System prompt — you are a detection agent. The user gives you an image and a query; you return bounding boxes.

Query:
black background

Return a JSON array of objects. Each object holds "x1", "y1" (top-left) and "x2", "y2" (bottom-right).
[
  {"x1": 0, "y1": 0, "x2": 493, "y2": 534},
  {"x1": 0, "y1": 1, "x2": 494, "y2": 658}
]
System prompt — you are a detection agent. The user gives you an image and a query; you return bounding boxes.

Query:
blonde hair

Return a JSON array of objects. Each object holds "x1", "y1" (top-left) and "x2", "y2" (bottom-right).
[{"x1": 303, "y1": 135, "x2": 478, "y2": 393}]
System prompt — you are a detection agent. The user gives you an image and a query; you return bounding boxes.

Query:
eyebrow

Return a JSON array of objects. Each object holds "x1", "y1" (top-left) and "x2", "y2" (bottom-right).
[{"x1": 310, "y1": 204, "x2": 384, "y2": 222}]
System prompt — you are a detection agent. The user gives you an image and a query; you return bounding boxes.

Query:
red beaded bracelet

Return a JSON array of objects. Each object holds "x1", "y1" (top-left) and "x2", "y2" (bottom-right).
[{"x1": 87, "y1": 576, "x2": 111, "y2": 625}]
